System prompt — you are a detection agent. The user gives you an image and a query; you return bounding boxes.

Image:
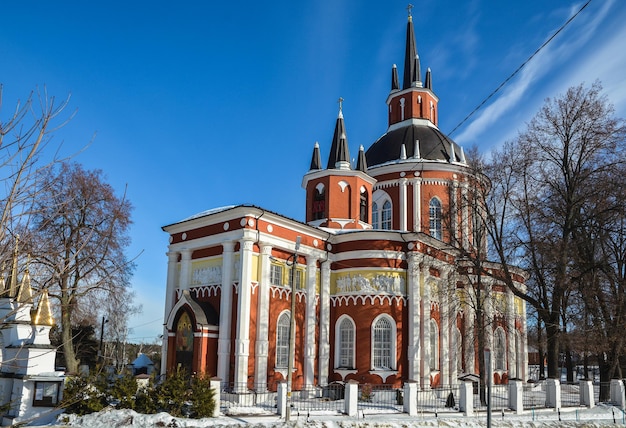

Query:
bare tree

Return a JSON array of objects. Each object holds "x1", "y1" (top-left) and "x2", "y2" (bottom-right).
[
  {"x1": 0, "y1": 86, "x2": 73, "y2": 257},
  {"x1": 30, "y1": 162, "x2": 135, "y2": 373},
  {"x1": 484, "y1": 82, "x2": 626, "y2": 379}
]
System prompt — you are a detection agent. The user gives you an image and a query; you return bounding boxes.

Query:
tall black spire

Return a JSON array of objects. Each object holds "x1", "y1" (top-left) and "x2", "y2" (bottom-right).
[
  {"x1": 326, "y1": 98, "x2": 351, "y2": 170},
  {"x1": 402, "y1": 5, "x2": 421, "y2": 89}
]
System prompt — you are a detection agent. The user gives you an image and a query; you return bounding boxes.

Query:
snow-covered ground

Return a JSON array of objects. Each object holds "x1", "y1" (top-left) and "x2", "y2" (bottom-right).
[{"x1": 54, "y1": 404, "x2": 626, "y2": 427}]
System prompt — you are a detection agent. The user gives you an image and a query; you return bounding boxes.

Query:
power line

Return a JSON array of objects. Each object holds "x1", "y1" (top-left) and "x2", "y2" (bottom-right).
[{"x1": 448, "y1": 0, "x2": 592, "y2": 137}]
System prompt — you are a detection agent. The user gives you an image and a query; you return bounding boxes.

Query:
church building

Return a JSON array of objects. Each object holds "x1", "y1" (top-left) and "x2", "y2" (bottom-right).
[{"x1": 161, "y1": 10, "x2": 528, "y2": 391}]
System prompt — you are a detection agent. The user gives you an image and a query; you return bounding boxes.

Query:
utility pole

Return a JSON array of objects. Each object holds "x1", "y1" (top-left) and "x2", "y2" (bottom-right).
[{"x1": 286, "y1": 236, "x2": 301, "y2": 421}]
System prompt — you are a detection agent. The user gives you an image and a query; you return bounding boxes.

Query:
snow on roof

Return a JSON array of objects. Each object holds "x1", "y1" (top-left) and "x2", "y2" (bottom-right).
[{"x1": 179, "y1": 205, "x2": 237, "y2": 222}]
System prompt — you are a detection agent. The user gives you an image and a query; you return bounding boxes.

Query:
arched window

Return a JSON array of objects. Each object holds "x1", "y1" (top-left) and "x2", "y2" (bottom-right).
[
  {"x1": 494, "y1": 327, "x2": 506, "y2": 371},
  {"x1": 336, "y1": 316, "x2": 355, "y2": 369},
  {"x1": 359, "y1": 189, "x2": 368, "y2": 223},
  {"x1": 276, "y1": 312, "x2": 290, "y2": 368},
  {"x1": 429, "y1": 319, "x2": 439, "y2": 370},
  {"x1": 381, "y1": 201, "x2": 392, "y2": 230},
  {"x1": 372, "y1": 202, "x2": 379, "y2": 228},
  {"x1": 429, "y1": 198, "x2": 442, "y2": 239},
  {"x1": 372, "y1": 316, "x2": 394, "y2": 369}
]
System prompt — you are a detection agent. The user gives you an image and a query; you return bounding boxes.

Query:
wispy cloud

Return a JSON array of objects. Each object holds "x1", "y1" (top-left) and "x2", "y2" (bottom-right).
[{"x1": 454, "y1": 0, "x2": 617, "y2": 147}]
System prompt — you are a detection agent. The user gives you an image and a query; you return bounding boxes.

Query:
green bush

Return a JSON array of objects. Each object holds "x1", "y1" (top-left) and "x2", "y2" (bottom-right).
[
  {"x1": 189, "y1": 374, "x2": 216, "y2": 418},
  {"x1": 61, "y1": 369, "x2": 217, "y2": 419},
  {"x1": 61, "y1": 375, "x2": 108, "y2": 416}
]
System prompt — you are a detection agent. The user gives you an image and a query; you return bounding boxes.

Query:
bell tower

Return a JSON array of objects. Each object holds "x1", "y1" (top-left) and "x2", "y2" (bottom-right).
[{"x1": 302, "y1": 100, "x2": 376, "y2": 229}]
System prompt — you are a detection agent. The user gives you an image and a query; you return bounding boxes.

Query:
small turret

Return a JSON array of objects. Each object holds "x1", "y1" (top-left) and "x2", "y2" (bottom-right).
[
  {"x1": 391, "y1": 64, "x2": 399, "y2": 91},
  {"x1": 356, "y1": 145, "x2": 368, "y2": 172},
  {"x1": 33, "y1": 289, "x2": 54, "y2": 326},
  {"x1": 310, "y1": 142, "x2": 322, "y2": 170}
]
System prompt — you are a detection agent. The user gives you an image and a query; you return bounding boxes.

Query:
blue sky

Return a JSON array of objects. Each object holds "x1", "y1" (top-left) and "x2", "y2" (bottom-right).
[{"x1": 2, "y1": 0, "x2": 625, "y2": 343}]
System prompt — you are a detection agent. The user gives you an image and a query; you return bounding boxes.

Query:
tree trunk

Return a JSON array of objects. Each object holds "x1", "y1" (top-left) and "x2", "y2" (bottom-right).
[
  {"x1": 545, "y1": 320, "x2": 560, "y2": 379},
  {"x1": 61, "y1": 304, "x2": 79, "y2": 373}
]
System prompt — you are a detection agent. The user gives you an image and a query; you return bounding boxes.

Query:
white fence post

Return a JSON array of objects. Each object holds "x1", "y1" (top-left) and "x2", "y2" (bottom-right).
[
  {"x1": 546, "y1": 378, "x2": 561, "y2": 410},
  {"x1": 277, "y1": 381, "x2": 288, "y2": 417},
  {"x1": 508, "y1": 379, "x2": 523, "y2": 414},
  {"x1": 210, "y1": 377, "x2": 222, "y2": 417},
  {"x1": 403, "y1": 381, "x2": 418, "y2": 416},
  {"x1": 579, "y1": 380, "x2": 594, "y2": 408},
  {"x1": 459, "y1": 381, "x2": 474, "y2": 416},
  {"x1": 345, "y1": 380, "x2": 359, "y2": 417},
  {"x1": 610, "y1": 379, "x2": 625, "y2": 409}
]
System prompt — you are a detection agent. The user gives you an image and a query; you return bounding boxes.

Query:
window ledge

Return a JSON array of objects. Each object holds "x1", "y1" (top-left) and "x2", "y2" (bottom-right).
[
  {"x1": 274, "y1": 367, "x2": 295, "y2": 379},
  {"x1": 334, "y1": 368, "x2": 358, "y2": 380},
  {"x1": 369, "y1": 369, "x2": 398, "y2": 382}
]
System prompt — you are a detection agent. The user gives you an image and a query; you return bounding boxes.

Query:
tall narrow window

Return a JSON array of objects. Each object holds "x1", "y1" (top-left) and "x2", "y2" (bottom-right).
[
  {"x1": 494, "y1": 327, "x2": 506, "y2": 370},
  {"x1": 429, "y1": 198, "x2": 442, "y2": 239},
  {"x1": 453, "y1": 327, "x2": 463, "y2": 374},
  {"x1": 313, "y1": 185, "x2": 325, "y2": 220},
  {"x1": 429, "y1": 319, "x2": 439, "y2": 370},
  {"x1": 381, "y1": 201, "x2": 392, "y2": 230},
  {"x1": 270, "y1": 264, "x2": 283, "y2": 286},
  {"x1": 372, "y1": 202, "x2": 379, "y2": 228},
  {"x1": 372, "y1": 317, "x2": 393, "y2": 369},
  {"x1": 337, "y1": 317, "x2": 355, "y2": 369},
  {"x1": 359, "y1": 189, "x2": 368, "y2": 223},
  {"x1": 288, "y1": 267, "x2": 302, "y2": 289},
  {"x1": 276, "y1": 312, "x2": 290, "y2": 368}
]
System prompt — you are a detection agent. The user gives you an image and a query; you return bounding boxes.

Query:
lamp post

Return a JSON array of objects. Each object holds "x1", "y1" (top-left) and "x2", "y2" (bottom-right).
[{"x1": 286, "y1": 236, "x2": 301, "y2": 421}]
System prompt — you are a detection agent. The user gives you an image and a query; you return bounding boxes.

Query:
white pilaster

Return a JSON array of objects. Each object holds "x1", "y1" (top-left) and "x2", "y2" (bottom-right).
[
  {"x1": 318, "y1": 260, "x2": 331, "y2": 386},
  {"x1": 413, "y1": 177, "x2": 422, "y2": 232},
  {"x1": 233, "y1": 237, "x2": 255, "y2": 391},
  {"x1": 254, "y1": 243, "x2": 272, "y2": 391},
  {"x1": 440, "y1": 274, "x2": 450, "y2": 385},
  {"x1": 179, "y1": 249, "x2": 193, "y2": 290},
  {"x1": 399, "y1": 177, "x2": 408, "y2": 231},
  {"x1": 421, "y1": 265, "x2": 431, "y2": 388},
  {"x1": 461, "y1": 182, "x2": 469, "y2": 250},
  {"x1": 451, "y1": 180, "x2": 459, "y2": 244},
  {"x1": 521, "y1": 298, "x2": 528, "y2": 381},
  {"x1": 465, "y1": 293, "x2": 475, "y2": 374},
  {"x1": 304, "y1": 256, "x2": 318, "y2": 389},
  {"x1": 506, "y1": 289, "x2": 515, "y2": 379},
  {"x1": 406, "y1": 253, "x2": 421, "y2": 381},
  {"x1": 162, "y1": 251, "x2": 179, "y2": 375},
  {"x1": 217, "y1": 241, "x2": 236, "y2": 383}
]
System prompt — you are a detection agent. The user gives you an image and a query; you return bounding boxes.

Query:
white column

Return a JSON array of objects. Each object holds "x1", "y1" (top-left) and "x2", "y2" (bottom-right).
[
  {"x1": 233, "y1": 237, "x2": 255, "y2": 391},
  {"x1": 461, "y1": 182, "x2": 469, "y2": 250},
  {"x1": 465, "y1": 285, "x2": 475, "y2": 376},
  {"x1": 413, "y1": 177, "x2": 422, "y2": 232},
  {"x1": 406, "y1": 252, "x2": 421, "y2": 381},
  {"x1": 318, "y1": 260, "x2": 331, "y2": 386},
  {"x1": 451, "y1": 180, "x2": 459, "y2": 244},
  {"x1": 421, "y1": 265, "x2": 431, "y2": 388},
  {"x1": 521, "y1": 298, "x2": 528, "y2": 381},
  {"x1": 506, "y1": 289, "x2": 515, "y2": 379},
  {"x1": 304, "y1": 256, "x2": 318, "y2": 389},
  {"x1": 399, "y1": 177, "x2": 408, "y2": 231},
  {"x1": 217, "y1": 241, "x2": 235, "y2": 383},
  {"x1": 161, "y1": 250, "x2": 179, "y2": 375},
  {"x1": 179, "y1": 249, "x2": 193, "y2": 290},
  {"x1": 440, "y1": 274, "x2": 450, "y2": 385},
  {"x1": 254, "y1": 243, "x2": 272, "y2": 391}
]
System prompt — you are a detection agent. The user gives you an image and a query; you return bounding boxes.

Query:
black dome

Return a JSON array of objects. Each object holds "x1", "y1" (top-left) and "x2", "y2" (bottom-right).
[{"x1": 365, "y1": 123, "x2": 464, "y2": 167}]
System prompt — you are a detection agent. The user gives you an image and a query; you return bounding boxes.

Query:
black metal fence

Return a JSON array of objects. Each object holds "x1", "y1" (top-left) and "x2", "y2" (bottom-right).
[
  {"x1": 219, "y1": 382, "x2": 278, "y2": 415},
  {"x1": 416, "y1": 385, "x2": 459, "y2": 414},
  {"x1": 561, "y1": 382, "x2": 582, "y2": 407},
  {"x1": 522, "y1": 381, "x2": 546, "y2": 409},
  {"x1": 357, "y1": 384, "x2": 403, "y2": 413}
]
